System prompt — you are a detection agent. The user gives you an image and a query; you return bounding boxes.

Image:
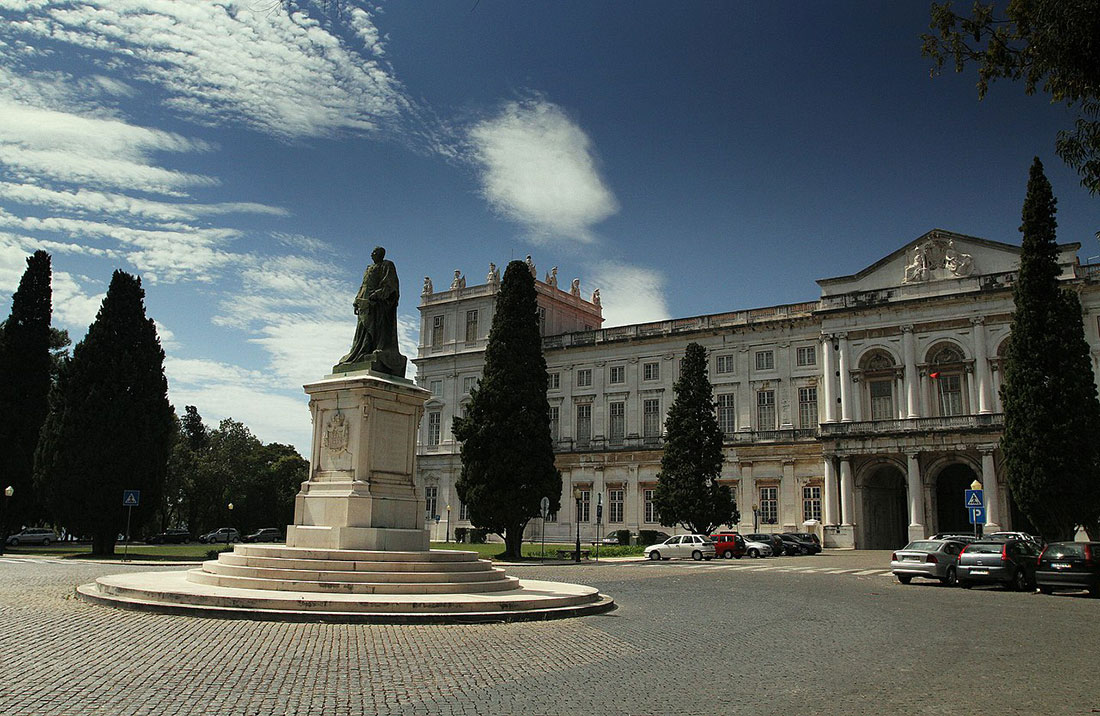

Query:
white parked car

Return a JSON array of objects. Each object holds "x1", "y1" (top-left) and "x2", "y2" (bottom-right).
[
  {"x1": 743, "y1": 539, "x2": 774, "y2": 558},
  {"x1": 644, "y1": 534, "x2": 715, "y2": 561}
]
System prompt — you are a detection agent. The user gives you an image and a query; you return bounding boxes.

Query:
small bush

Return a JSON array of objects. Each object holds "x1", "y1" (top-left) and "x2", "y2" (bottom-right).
[
  {"x1": 453, "y1": 527, "x2": 468, "y2": 543},
  {"x1": 610, "y1": 529, "x2": 632, "y2": 545},
  {"x1": 469, "y1": 528, "x2": 490, "y2": 544},
  {"x1": 638, "y1": 530, "x2": 667, "y2": 546}
]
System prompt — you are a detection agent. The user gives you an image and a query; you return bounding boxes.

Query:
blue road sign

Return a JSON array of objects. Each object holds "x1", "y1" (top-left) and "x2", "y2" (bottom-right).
[
  {"x1": 964, "y1": 489, "x2": 984, "y2": 508},
  {"x1": 122, "y1": 490, "x2": 140, "y2": 508},
  {"x1": 969, "y1": 507, "x2": 986, "y2": 524}
]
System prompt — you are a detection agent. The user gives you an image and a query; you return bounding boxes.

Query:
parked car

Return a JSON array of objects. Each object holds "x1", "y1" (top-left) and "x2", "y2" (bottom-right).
[
  {"x1": 743, "y1": 539, "x2": 774, "y2": 558},
  {"x1": 930, "y1": 533, "x2": 979, "y2": 544},
  {"x1": 891, "y1": 539, "x2": 967, "y2": 585},
  {"x1": 956, "y1": 539, "x2": 1040, "y2": 590},
  {"x1": 644, "y1": 534, "x2": 715, "y2": 561},
  {"x1": 709, "y1": 532, "x2": 747, "y2": 559},
  {"x1": 146, "y1": 528, "x2": 191, "y2": 544},
  {"x1": 746, "y1": 533, "x2": 788, "y2": 556},
  {"x1": 243, "y1": 528, "x2": 283, "y2": 543},
  {"x1": 1035, "y1": 541, "x2": 1100, "y2": 597},
  {"x1": 601, "y1": 530, "x2": 632, "y2": 546},
  {"x1": 778, "y1": 534, "x2": 814, "y2": 555},
  {"x1": 5, "y1": 528, "x2": 59, "y2": 546},
  {"x1": 988, "y1": 531, "x2": 1045, "y2": 546},
  {"x1": 198, "y1": 527, "x2": 240, "y2": 544},
  {"x1": 786, "y1": 532, "x2": 822, "y2": 551}
]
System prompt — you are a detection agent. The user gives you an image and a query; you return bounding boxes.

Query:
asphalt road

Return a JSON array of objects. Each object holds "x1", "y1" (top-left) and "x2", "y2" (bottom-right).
[{"x1": 0, "y1": 551, "x2": 1096, "y2": 715}]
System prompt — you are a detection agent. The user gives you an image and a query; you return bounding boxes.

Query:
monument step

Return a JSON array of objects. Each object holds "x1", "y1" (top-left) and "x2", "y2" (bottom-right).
[
  {"x1": 233, "y1": 545, "x2": 481, "y2": 563},
  {"x1": 203, "y1": 561, "x2": 510, "y2": 584},
  {"x1": 218, "y1": 553, "x2": 492, "y2": 573},
  {"x1": 186, "y1": 568, "x2": 522, "y2": 594}
]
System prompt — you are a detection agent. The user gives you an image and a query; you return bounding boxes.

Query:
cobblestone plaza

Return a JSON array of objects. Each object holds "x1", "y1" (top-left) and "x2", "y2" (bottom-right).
[{"x1": 1, "y1": 553, "x2": 1097, "y2": 715}]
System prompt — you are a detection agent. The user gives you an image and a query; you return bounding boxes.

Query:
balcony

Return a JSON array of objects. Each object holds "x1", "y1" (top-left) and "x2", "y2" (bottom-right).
[{"x1": 819, "y1": 413, "x2": 1003, "y2": 437}]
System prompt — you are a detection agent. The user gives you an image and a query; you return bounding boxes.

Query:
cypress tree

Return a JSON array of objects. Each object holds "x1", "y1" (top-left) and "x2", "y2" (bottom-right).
[
  {"x1": 654, "y1": 342, "x2": 738, "y2": 535},
  {"x1": 0, "y1": 251, "x2": 53, "y2": 548},
  {"x1": 452, "y1": 260, "x2": 561, "y2": 559},
  {"x1": 34, "y1": 270, "x2": 174, "y2": 555},
  {"x1": 1000, "y1": 157, "x2": 1100, "y2": 540}
]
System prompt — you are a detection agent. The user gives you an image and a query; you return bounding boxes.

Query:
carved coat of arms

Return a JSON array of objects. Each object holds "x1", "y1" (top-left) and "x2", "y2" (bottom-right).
[{"x1": 322, "y1": 412, "x2": 350, "y2": 454}]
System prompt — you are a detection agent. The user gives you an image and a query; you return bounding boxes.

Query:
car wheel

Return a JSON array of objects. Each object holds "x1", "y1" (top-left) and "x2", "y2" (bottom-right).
[
  {"x1": 723, "y1": 549, "x2": 733, "y2": 559},
  {"x1": 942, "y1": 566, "x2": 957, "y2": 587},
  {"x1": 748, "y1": 548, "x2": 760, "y2": 558},
  {"x1": 9, "y1": 538, "x2": 18, "y2": 546},
  {"x1": 1038, "y1": 585, "x2": 1053, "y2": 595},
  {"x1": 692, "y1": 550, "x2": 703, "y2": 561},
  {"x1": 648, "y1": 551, "x2": 661, "y2": 561},
  {"x1": 1011, "y1": 569, "x2": 1029, "y2": 592},
  {"x1": 897, "y1": 574, "x2": 912, "y2": 584},
  {"x1": 42, "y1": 538, "x2": 50, "y2": 546}
]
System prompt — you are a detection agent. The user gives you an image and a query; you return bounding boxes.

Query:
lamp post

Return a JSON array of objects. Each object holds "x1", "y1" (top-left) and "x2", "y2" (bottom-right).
[
  {"x1": 445, "y1": 504, "x2": 451, "y2": 543},
  {"x1": 1, "y1": 486, "x2": 13, "y2": 556},
  {"x1": 226, "y1": 502, "x2": 234, "y2": 551},
  {"x1": 573, "y1": 487, "x2": 582, "y2": 563},
  {"x1": 752, "y1": 503, "x2": 759, "y2": 534}
]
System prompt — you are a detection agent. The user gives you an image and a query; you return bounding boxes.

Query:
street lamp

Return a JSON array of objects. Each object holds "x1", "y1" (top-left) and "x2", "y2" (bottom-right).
[
  {"x1": 226, "y1": 502, "x2": 234, "y2": 551},
  {"x1": 1, "y1": 486, "x2": 13, "y2": 556},
  {"x1": 573, "y1": 487, "x2": 583, "y2": 563},
  {"x1": 752, "y1": 503, "x2": 759, "y2": 534},
  {"x1": 445, "y1": 504, "x2": 451, "y2": 543}
]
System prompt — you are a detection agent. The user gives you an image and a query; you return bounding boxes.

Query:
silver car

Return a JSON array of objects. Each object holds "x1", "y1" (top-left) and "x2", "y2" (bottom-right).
[
  {"x1": 743, "y1": 539, "x2": 774, "y2": 558},
  {"x1": 644, "y1": 534, "x2": 716, "y2": 561},
  {"x1": 891, "y1": 539, "x2": 967, "y2": 585},
  {"x1": 5, "y1": 528, "x2": 60, "y2": 546}
]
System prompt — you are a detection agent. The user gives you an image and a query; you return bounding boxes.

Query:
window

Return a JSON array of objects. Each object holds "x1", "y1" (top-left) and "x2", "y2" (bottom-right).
[
  {"x1": 756, "y1": 390, "x2": 776, "y2": 430},
  {"x1": 459, "y1": 501, "x2": 468, "y2": 521},
  {"x1": 803, "y1": 485, "x2": 822, "y2": 522},
  {"x1": 430, "y1": 380, "x2": 443, "y2": 397},
  {"x1": 755, "y1": 350, "x2": 774, "y2": 371},
  {"x1": 547, "y1": 372, "x2": 560, "y2": 390},
  {"x1": 431, "y1": 315, "x2": 444, "y2": 347},
  {"x1": 643, "y1": 399, "x2": 661, "y2": 438},
  {"x1": 643, "y1": 489, "x2": 657, "y2": 523},
  {"x1": 576, "y1": 369, "x2": 592, "y2": 388},
  {"x1": 463, "y1": 376, "x2": 477, "y2": 394},
  {"x1": 609, "y1": 401, "x2": 625, "y2": 444},
  {"x1": 716, "y1": 393, "x2": 736, "y2": 435},
  {"x1": 798, "y1": 386, "x2": 818, "y2": 428},
  {"x1": 425, "y1": 486, "x2": 438, "y2": 519},
  {"x1": 796, "y1": 346, "x2": 816, "y2": 367},
  {"x1": 427, "y1": 411, "x2": 441, "y2": 446},
  {"x1": 609, "y1": 365, "x2": 625, "y2": 384},
  {"x1": 937, "y1": 373, "x2": 964, "y2": 416},
  {"x1": 715, "y1": 354, "x2": 735, "y2": 374},
  {"x1": 548, "y1": 406, "x2": 560, "y2": 442},
  {"x1": 608, "y1": 489, "x2": 624, "y2": 523},
  {"x1": 870, "y1": 379, "x2": 894, "y2": 421},
  {"x1": 465, "y1": 309, "x2": 478, "y2": 343},
  {"x1": 576, "y1": 404, "x2": 591, "y2": 444},
  {"x1": 643, "y1": 362, "x2": 660, "y2": 381},
  {"x1": 577, "y1": 489, "x2": 591, "y2": 522},
  {"x1": 538, "y1": 307, "x2": 547, "y2": 335},
  {"x1": 759, "y1": 486, "x2": 778, "y2": 525}
]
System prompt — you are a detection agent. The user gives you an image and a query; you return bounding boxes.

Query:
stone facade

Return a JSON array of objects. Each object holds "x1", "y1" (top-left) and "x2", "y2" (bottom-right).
[{"x1": 413, "y1": 230, "x2": 1100, "y2": 548}]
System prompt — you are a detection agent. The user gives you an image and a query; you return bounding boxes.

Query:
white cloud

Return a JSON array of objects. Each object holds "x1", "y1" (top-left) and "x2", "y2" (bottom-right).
[
  {"x1": 587, "y1": 262, "x2": 671, "y2": 327},
  {"x1": 469, "y1": 98, "x2": 618, "y2": 243}
]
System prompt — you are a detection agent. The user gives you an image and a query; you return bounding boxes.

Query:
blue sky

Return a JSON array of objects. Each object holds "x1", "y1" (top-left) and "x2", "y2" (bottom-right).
[{"x1": 0, "y1": 1, "x2": 1096, "y2": 453}]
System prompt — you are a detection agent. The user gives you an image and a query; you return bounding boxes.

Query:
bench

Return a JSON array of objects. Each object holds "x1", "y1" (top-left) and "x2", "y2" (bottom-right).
[{"x1": 556, "y1": 548, "x2": 590, "y2": 560}]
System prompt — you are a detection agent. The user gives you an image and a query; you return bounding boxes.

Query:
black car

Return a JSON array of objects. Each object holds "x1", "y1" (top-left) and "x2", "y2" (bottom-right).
[
  {"x1": 746, "y1": 533, "x2": 788, "y2": 557},
  {"x1": 777, "y1": 534, "x2": 811, "y2": 555},
  {"x1": 147, "y1": 528, "x2": 191, "y2": 544},
  {"x1": 1035, "y1": 541, "x2": 1100, "y2": 597},
  {"x1": 781, "y1": 533, "x2": 821, "y2": 555},
  {"x1": 957, "y1": 539, "x2": 1040, "y2": 590},
  {"x1": 243, "y1": 528, "x2": 283, "y2": 543}
]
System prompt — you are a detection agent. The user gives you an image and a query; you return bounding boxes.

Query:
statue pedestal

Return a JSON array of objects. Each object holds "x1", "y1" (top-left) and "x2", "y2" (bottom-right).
[{"x1": 286, "y1": 370, "x2": 431, "y2": 552}]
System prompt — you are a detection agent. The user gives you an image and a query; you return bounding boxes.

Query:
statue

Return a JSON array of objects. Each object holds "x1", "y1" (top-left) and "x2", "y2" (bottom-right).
[
  {"x1": 545, "y1": 266, "x2": 558, "y2": 288},
  {"x1": 450, "y1": 270, "x2": 466, "y2": 290},
  {"x1": 944, "y1": 240, "x2": 974, "y2": 277},
  {"x1": 334, "y1": 246, "x2": 406, "y2": 377},
  {"x1": 591, "y1": 288, "x2": 601, "y2": 306},
  {"x1": 422, "y1": 276, "x2": 433, "y2": 296},
  {"x1": 570, "y1": 278, "x2": 581, "y2": 297},
  {"x1": 525, "y1": 255, "x2": 536, "y2": 277},
  {"x1": 487, "y1": 262, "x2": 500, "y2": 289}
]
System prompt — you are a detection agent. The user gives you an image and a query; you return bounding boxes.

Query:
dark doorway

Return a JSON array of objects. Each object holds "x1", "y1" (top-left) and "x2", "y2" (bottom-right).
[
  {"x1": 862, "y1": 467, "x2": 908, "y2": 549},
  {"x1": 935, "y1": 463, "x2": 978, "y2": 534}
]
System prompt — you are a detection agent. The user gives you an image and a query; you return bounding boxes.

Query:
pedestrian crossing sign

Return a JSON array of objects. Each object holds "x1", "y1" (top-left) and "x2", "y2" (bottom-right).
[
  {"x1": 122, "y1": 490, "x2": 140, "y2": 507},
  {"x1": 964, "y1": 489, "x2": 983, "y2": 508}
]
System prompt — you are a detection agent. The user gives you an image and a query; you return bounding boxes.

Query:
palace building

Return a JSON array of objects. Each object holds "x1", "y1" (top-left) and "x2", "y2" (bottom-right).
[{"x1": 412, "y1": 230, "x2": 1100, "y2": 548}]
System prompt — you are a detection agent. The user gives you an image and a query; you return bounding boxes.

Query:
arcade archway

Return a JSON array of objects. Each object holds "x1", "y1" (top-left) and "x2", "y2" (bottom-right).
[
  {"x1": 861, "y1": 466, "x2": 908, "y2": 549},
  {"x1": 935, "y1": 463, "x2": 979, "y2": 534}
]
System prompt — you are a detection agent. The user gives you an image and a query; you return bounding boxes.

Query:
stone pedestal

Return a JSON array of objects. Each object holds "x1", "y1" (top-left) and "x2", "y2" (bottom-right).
[{"x1": 286, "y1": 370, "x2": 431, "y2": 552}]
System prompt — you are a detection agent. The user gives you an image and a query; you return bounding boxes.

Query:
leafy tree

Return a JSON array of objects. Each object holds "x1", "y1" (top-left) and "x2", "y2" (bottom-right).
[
  {"x1": 921, "y1": 1, "x2": 1100, "y2": 194},
  {"x1": 1000, "y1": 158, "x2": 1100, "y2": 540},
  {"x1": 0, "y1": 251, "x2": 54, "y2": 547},
  {"x1": 654, "y1": 342, "x2": 738, "y2": 535},
  {"x1": 453, "y1": 260, "x2": 561, "y2": 559},
  {"x1": 34, "y1": 270, "x2": 174, "y2": 555}
]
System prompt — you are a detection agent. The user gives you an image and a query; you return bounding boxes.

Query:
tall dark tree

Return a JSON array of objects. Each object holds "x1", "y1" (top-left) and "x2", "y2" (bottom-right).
[
  {"x1": 0, "y1": 251, "x2": 54, "y2": 550},
  {"x1": 654, "y1": 342, "x2": 738, "y2": 535},
  {"x1": 34, "y1": 270, "x2": 174, "y2": 555},
  {"x1": 921, "y1": 1, "x2": 1100, "y2": 194},
  {"x1": 1000, "y1": 158, "x2": 1100, "y2": 540},
  {"x1": 452, "y1": 260, "x2": 561, "y2": 559}
]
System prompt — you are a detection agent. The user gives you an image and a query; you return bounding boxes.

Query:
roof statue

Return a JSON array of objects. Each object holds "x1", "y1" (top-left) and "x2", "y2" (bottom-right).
[
  {"x1": 422, "y1": 276, "x2": 433, "y2": 296},
  {"x1": 545, "y1": 266, "x2": 558, "y2": 288},
  {"x1": 450, "y1": 270, "x2": 466, "y2": 290},
  {"x1": 525, "y1": 255, "x2": 536, "y2": 277},
  {"x1": 487, "y1": 262, "x2": 500, "y2": 290},
  {"x1": 570, "y1": 278, "x2": 581, "y2": 297}
]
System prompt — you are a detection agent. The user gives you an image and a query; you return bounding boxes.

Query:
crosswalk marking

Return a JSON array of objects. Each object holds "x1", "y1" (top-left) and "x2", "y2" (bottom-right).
[{"x1": 623, "y1": 561, "x2": 893, "y2": 577}]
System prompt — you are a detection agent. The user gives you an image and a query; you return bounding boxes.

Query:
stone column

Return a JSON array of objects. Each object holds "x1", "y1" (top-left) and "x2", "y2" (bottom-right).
[
  {"x1": 839, "y1": 457, "x2": 854, "y2": 525},
  {"x1": 905, "y1": 451, "x2": 925, "y2": 540},
  {"x1": 821, "y1": 334, "x2": 836, "y2": 422},
  {"x1": 782, "y1": 459, "x2": 797, "y2": 529},
  {"x1": 738, "y1": 348, "x2": 752, "y2": 430},
  {"x1": 981, "y1": 447, "x2": 1001, "y2": 531},
  {"x1": 902, "y1": 324, "x2": 920, "y2": 418},
  {"x1": 837, "y1": 332, "x2": 853, "y2": 422},
  {"x1": 972, "y1": 317, "x2": 992, "y2": 414},
  {"x1": 823, "y1": 455, "x2": 839, "y2": 526}
]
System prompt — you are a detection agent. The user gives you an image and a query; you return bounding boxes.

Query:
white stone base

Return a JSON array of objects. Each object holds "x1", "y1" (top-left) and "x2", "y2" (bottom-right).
[{"x1": 285, "y1": 525, "x2": 428, "y2": 551}]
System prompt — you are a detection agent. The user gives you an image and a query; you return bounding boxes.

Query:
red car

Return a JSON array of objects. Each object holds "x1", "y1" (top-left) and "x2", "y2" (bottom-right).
[{"x1": 709, "y1": 532, "x2": 747, "y2": 559}]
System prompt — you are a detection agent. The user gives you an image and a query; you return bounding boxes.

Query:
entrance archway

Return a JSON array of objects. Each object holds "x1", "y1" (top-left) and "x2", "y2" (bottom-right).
[
  {"x1": 861, "y1": 467, "x2": 908, "y2": 549},
  {"x1": 935, "y1": 463, "x2": 978, "y2": 534}
]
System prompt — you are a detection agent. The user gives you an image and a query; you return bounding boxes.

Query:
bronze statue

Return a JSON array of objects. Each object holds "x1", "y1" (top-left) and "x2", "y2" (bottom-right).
[{"x1": 334, "y1": 246, "x2": 406, "y2": 377}]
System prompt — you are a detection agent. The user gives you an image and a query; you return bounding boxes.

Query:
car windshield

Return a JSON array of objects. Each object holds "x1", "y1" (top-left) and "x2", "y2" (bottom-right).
[
  {"x1": 1045, "y1": 543, "x2": 1086, "y2": 559},
  {"x1": 903, "y1": 541, "x2": 942, "y2": 551}
]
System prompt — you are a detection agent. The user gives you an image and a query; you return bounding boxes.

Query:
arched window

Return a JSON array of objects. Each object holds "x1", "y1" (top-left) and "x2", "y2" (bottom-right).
[
  {"x1": 929, "y1": 344, "x2": 967, "y2": 416},
  {"x1": 860, "y1": 350, "x2": 897, "y2": 421}
]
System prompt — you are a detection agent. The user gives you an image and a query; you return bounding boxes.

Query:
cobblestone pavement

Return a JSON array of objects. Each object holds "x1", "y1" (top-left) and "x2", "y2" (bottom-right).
[{"x1": 1, "y1": 551, "x2": 1097, "y2": 716}]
